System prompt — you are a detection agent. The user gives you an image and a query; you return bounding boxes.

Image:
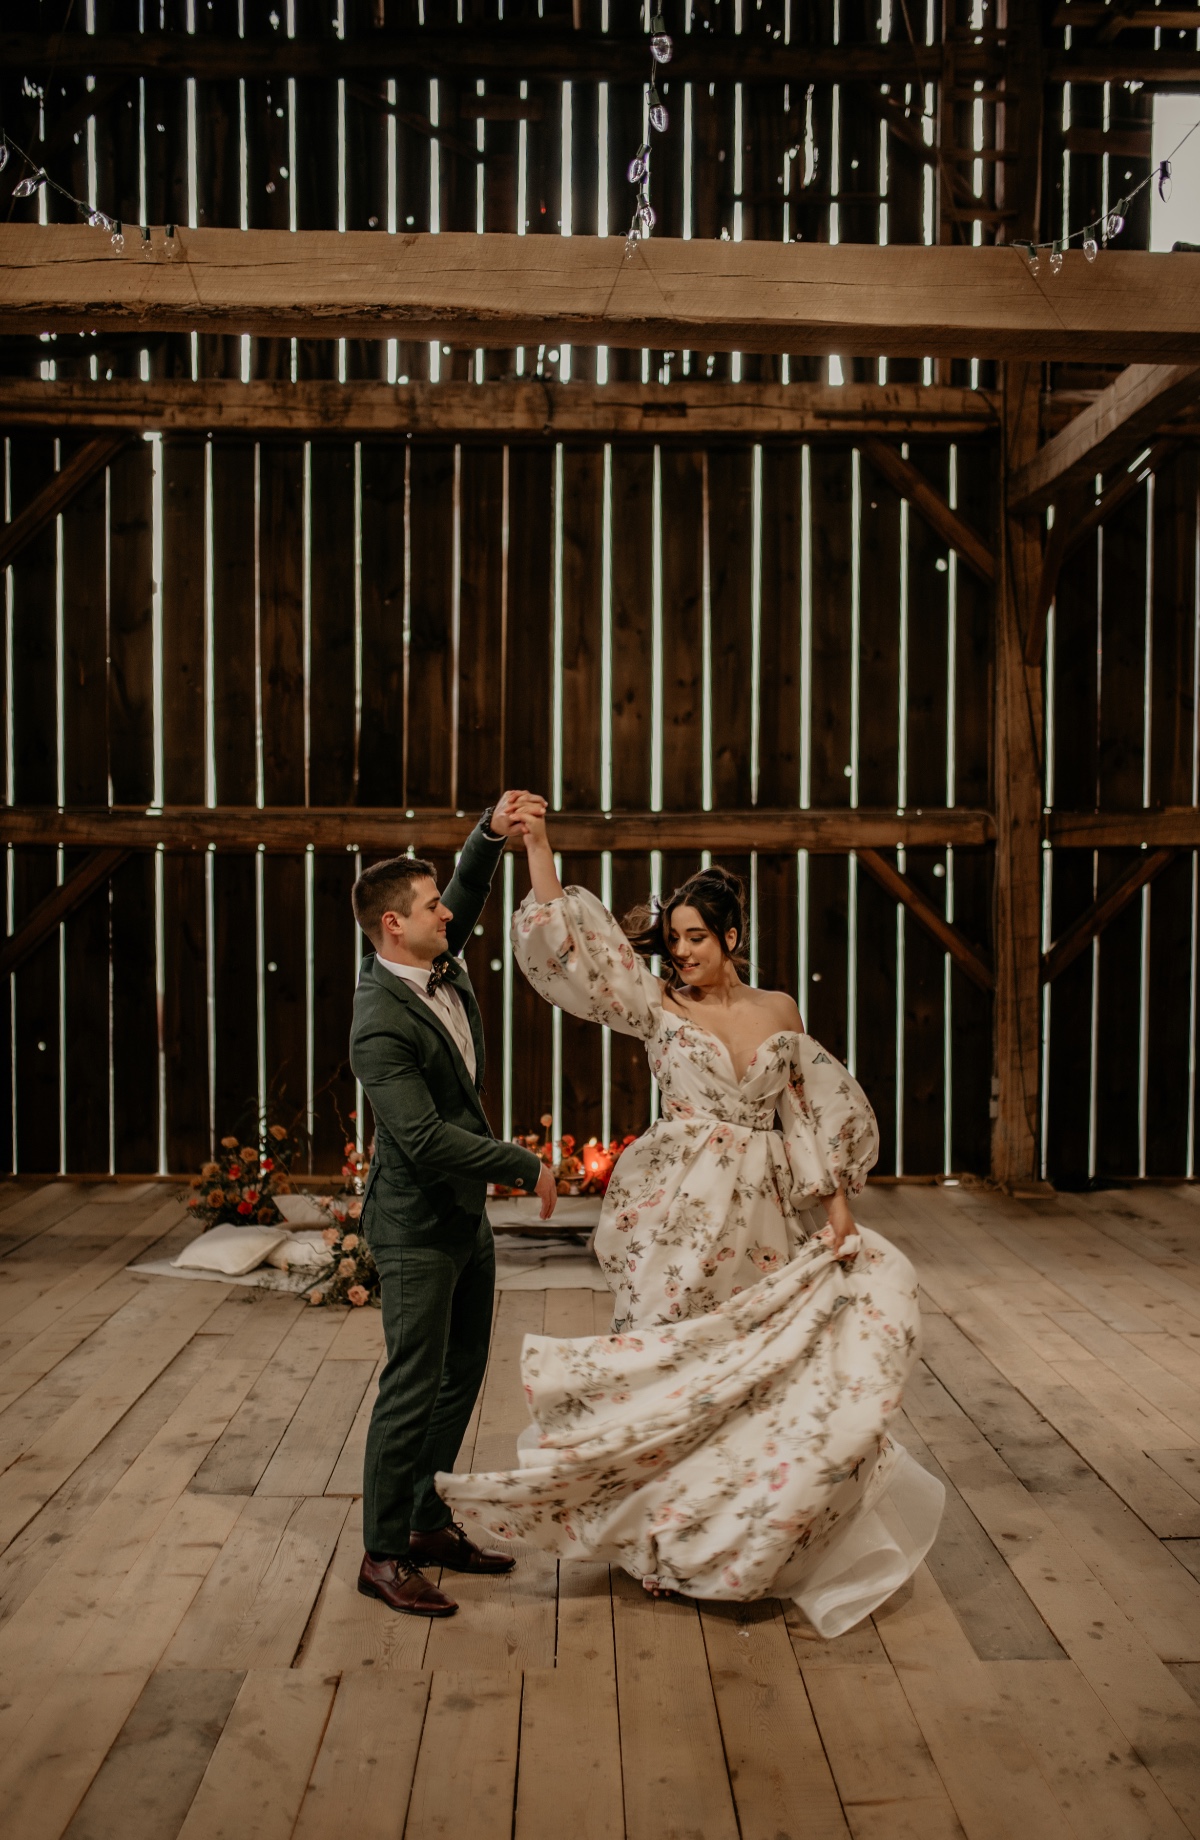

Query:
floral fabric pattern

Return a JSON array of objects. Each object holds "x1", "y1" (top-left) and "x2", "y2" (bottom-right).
[
  {"x1": 510, "y1": 885, "x2": 879, "y2": 1332},
  {"x1": 437, "y1": 887, "x2": 943, "y2": 1628}
]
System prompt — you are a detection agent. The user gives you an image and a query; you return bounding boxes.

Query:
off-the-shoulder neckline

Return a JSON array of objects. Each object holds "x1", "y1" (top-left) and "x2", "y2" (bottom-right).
[{"x1": 658, "y1": 1005, "x2": 803, "y2": 1085}]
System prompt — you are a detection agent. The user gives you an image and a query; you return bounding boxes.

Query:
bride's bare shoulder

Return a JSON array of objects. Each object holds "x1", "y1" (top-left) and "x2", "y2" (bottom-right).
[{"x1": 748, "y1": 987, "x2": 804, "y2": 1033}]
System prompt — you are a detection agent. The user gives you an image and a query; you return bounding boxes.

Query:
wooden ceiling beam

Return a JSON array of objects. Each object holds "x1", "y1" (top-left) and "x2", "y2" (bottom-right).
[
  {"x1": 860, "y1": 438, "x2": 996, "y2": 583},
  {"x1": 1043, "y1": 849, "x2": 1176, "y2": 983},
  {"x1": 857, "y1": 849, "x2": 994, "y2": 991},
  {"x1": 0, "y1": 434, "x2": 129, "y2": 573},
  {"x1": 0, "y1": 378, "x2": 999, "y2": 439},
  {"x1": 5, "y1": 27, "x2": 1187, "y2": 85},
  {"x1": 4, "y1": 228, "x2": 1200, "y2": 364},
  {"x1": 0, "y1": 807, "x2": 997, "y2": 854},
  {"x1": 1009, "y1": 363, "x2": 1200, "y2": 513},
  {"x1": 0, "y1": 29, "x2": 989, "y2": 85},
  {"x1": 0, "y1": 849, "x2": 129, "y2": 980},
  {"x1": 1050, "y1": 810, "x2": 1200, "y2": 847}
]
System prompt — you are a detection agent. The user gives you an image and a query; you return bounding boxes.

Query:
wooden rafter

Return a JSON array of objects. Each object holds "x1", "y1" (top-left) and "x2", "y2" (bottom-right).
[
  {"x1": 1023, "y1": 439, "x2": 1176, "y2": 665},
  {"x1": 1051, "y1": 810, "x2": 1200, "y2": 847},
  {"x1": 0, "y1": 435, "x2": 129, "y2": 574},
  {"x1": 1043, "y1": 849, "x2": 1176, "y2": 984},
  {"x1": 0, "y1": 808, "x2": 997, "y2": 854},
  {"x1": 856, "y1": 849, "x2": 995, "y2": 992},
  {"x1": 4, "y1": 26, "x2": 1185, "y2": 85},
  {"x1": 0, "y1": 849, "x2": 128, "y2": 980},
  {"x1": 4, "y1": 228, "x2": 1200, "y2": 363},
  {"x1": 859, "y1": 439, "x2": 996, "y2": 584},
  {"x1": 0, "y1": 378, "x2": 999, "y2": 439},
  {"x1": 0, "y1": 29, "x2": 992, "y2": 86},
  {"x1": 1010, "y1": 363, "x2": 1200, "y2": 513}
]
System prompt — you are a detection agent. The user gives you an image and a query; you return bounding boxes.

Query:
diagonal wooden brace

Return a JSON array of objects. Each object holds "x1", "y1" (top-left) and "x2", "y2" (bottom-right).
[
  {"x1": 856, "y1": 848, "x2": 995, "y2": 992},
  {"x1": 1042, "y1": 846, "x2": 1176, "y2": 984},
  {"x1": 0, "y1": 847, "x2": 129, "y2": 980},
  {"x1": 0, "y1": 435, "x2": 129, "y2": 575},
  {"x1": 859, "y1": 439, "x2": 996, "y2": 585}
]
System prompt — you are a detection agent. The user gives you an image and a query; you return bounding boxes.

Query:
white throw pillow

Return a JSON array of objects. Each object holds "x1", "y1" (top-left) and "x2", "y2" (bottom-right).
[
  {"x1": 173, "y1": 1224, "x2": 288, "y2": 1277},
  {"x1": 266, "y1": 1229, "x2": 335, "y2": 1272},
  {"x1": 274, "y1": 1193, "x2": 330, "y2": 1227}
]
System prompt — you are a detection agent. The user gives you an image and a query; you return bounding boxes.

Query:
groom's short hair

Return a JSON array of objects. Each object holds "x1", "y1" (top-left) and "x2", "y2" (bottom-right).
[{"x1": 352, "y1": 855, "x2": 438, "y2": 941}]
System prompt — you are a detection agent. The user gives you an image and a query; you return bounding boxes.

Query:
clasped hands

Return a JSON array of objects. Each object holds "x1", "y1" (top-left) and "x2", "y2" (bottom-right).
[{"x1": 488, "y1": 789, "x2": 549, "y2": 844}]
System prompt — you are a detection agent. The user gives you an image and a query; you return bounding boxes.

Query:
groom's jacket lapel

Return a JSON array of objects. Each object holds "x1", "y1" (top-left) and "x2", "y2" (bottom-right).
[{"x1": 365, "y1": 956, "x2": 487, "y2": 1123}]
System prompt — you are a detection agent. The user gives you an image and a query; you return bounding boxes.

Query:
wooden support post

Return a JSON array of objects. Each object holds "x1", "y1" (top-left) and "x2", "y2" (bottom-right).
[
  {"x1": 856, "y1": 849, "x2": 994, "y2": 992},
  {"x1": 0, "y1": 435, "x2": 128, "y2": 573},
  {"x1": 859, "y1": 439, "x2": 996, "y2": 583},
  {"x1": 0, "y1": 848, "x2": 128, "y2": 979},
  {"x1": 1009, "y1": 362, "x2": 1200, "y2": 512},
  {"x1": 993, "y1": 362, "x2": 1044, "y2": 1187},
  {"x1": 1043, "y1": 849, "x2": 1175, "y2": 985}
]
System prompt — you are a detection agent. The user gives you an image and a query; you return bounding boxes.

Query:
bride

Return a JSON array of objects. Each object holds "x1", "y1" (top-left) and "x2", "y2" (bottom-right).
[{"x1": 438, "y1": 802, "x2": 943, "y2": 1637}]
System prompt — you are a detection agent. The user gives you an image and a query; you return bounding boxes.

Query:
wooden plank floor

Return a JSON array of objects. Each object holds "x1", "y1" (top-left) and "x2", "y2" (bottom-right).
[{"x1": 1, "y1": 1178, "x2": 1199, "y2": 1838}]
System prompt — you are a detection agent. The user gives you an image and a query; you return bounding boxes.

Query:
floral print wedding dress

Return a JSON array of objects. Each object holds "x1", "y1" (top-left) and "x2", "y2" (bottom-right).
[{"x1": 438, "y1": 886, "x2": 944, "y2": 1636}]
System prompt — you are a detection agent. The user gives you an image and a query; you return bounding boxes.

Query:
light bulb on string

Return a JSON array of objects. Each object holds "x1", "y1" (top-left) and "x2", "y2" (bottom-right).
[
  {"x1": 88, "y1": 210, "x2": 115, "y2": 232},
  {"x1": 649, "y1": 87, "x2": 668, "y2": 133},
  {"x1": 1158, "y1": 159, "x2": 1172, "y2": 201},
  {"x1": 164, "y1": 223, "x2": 180, "y2": 259},
  {"x1": 12, "y1": 170, "x2": 46, "y2": 199},
  {"x1": 628, "y1": 144, "x2": 649, "y2": 185},
  {"x1": 637, "y1": 199, "x2": 656, "y2": 235},
  {"x1": 0, "y1": 145, "x2": 9, "y2": 174},
  {"x1": 1049, "y1": 240, "x2": 1064, "y2": 275},
  {"x1": 651, "y1": 33, "x2": 673, "y2": 61},
  {"x1": 110, "y1": 222, "x2": 125, "y2": 251},
  {"x1": 1083, "y1": 232, "x2": 1098, "y2": 261}
]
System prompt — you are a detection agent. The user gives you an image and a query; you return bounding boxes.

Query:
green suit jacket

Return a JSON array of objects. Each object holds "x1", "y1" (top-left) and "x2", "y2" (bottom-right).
[{"x1": 350, "y1": 821, "x2": 542, "y2": 1251}]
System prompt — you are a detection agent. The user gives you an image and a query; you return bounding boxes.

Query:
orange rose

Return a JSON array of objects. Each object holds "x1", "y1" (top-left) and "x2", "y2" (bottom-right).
[
  {"x1": 341, "y1": 1234, "x2": 359, "y2": 1251},
  {"x1": 321, "y1": 1226, "x2": 340, "y2": 1246},
  {"x1": 347, "y1": 1285, "x2": 368, "y2": 1307},
  {"x1": 220, "y1": 1135, "x2": 238, "y2": 1149},
  {"x1": 347, "y1": 1200, "x2": 362, "y2": 1219},
  {"x1": 207, "y1": 1189, "x2": 225, "y2": 1208},
  {"x1": 338, "y1": 1257, "x2": 356, "y2": 1277}
]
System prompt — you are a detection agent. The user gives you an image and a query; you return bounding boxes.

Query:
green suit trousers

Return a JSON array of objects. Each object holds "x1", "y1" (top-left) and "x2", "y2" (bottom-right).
[{"x1": 361, "y1": 1213, "x2": 495, "y2": 1557}]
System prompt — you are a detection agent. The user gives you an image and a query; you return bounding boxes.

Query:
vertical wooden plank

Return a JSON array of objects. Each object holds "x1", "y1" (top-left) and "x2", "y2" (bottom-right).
[
  {"x1": 259, "y1": 443, "x2": 308, "y2": 1130},
  {"x1": 609, "y1": 447, "x2": 655, "y2": 813},
  {"x1": 108, "y1": 442, "x2": 158, "y2": 1173},
  {"x1": 506, "y1": 447, "x2": 554, "y2": 1143},
  {"x1": 1146, "y1": 450, "x2": 1197, "y2": 1175},
  {"x1": 308, "y1": 440, "x2": 359, "y2": 1170},
  {"x1": 994, "y1": 365, "x2": 1043, "y2": 1185},
  {"x1": 61, "y1": 457, "x2": 112, "y2": 1175},
  {"x1": 161, "y1": 436, "x2": 211, "y2": 1175},
  {"x1": 707, "y1": 448, "x2": 754, "y2": 811},
  {"x1": 806, "y1": 854, "x2": 850, "y2": 1066},
  {"x1": 854, "y1": 448, "x2": 902, "y2": 1173},
  {"x1": 210, "y1": 439, "x2": 261, "y2": 1143},
  {"x1": 357, "y1": 442, "x2": 407, "y2": 809},
  {"x1": 756, "y1": 448, "x2": 802, "y2": 1020},
  {"x1": 1095, "y1": 484, "x2": 1150, "y2": 1179},
  {"x1": 658, "y1": 449, "x2": 705, "y2": 815},
  {"x1": 458, "y1": 445, "x2": 506, "y2": 810},
  {"x1": 9, "y1": 437, "x2": 59, "y2": 1174},
  {"x1": 953, "y1": 437, "x2": 997, "y2": 1175},
  {"x1": 406, "y1": 444, "x2": 456, "y2": 810}
]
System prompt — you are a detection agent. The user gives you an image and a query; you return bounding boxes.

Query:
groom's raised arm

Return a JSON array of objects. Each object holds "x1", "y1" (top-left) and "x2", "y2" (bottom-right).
[{"x1": 441, "y1": 790, "x2": 546, "y2": 957}]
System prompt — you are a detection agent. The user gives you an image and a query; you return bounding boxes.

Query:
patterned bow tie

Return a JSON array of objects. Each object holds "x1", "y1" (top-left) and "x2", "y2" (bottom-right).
[{"x1": 426, "y1": 955, "x2": 454, "y2": 996}]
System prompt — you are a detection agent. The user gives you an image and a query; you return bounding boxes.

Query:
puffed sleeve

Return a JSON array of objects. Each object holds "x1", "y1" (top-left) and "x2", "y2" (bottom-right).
[
  {"x1": 512, "y1": 886, "x2": 661, "y2": 1041},
  {"x1": 778, "y1": 1035, "x2": 880, "y2": 1201}
]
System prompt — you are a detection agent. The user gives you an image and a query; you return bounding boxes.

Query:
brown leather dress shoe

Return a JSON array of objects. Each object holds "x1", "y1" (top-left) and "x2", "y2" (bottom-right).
[
  {"x1": 409, "y1": 1521, "x2": 516, "y2": 1574},
  {"x1": 357, "y1": 1552, "x2": 458, "y2": 1616}
]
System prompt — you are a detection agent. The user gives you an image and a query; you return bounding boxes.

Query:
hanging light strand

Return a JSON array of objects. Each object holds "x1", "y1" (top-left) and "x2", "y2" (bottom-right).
[
  {"x1": 624, "y1": 10, "x2": 673, "y2": 259},
  {"x1": 1012, "y1": 112, "x2": 1200, "y2": 273},
  {"x1": 0, "y1": 128, "x2": 129, "y2": 248}
]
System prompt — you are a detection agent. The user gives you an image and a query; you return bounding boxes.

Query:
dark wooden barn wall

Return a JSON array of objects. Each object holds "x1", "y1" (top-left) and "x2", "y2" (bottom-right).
[{"x1": 0, "y1": 4, "x2": 1191, "y2": 1179}]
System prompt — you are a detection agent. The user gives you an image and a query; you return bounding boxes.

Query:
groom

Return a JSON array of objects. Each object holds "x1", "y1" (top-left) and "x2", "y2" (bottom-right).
[{"x1": 349, "y1": 791, "x2": 554, "y2": 1617}]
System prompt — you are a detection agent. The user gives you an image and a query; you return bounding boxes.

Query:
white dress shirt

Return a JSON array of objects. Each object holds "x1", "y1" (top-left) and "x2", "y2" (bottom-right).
[{"x1": 376, "y1": 955, "x2": 477, "y2": 1082}]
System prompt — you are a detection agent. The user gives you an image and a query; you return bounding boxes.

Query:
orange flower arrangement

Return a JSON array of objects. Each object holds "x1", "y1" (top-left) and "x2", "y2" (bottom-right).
[{"x1": 492, "y1": 1115, "x2": 635, "y2": 1198}]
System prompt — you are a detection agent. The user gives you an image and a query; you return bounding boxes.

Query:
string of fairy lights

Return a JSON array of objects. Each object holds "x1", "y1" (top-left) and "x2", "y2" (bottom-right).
[
  {"x1": 4, "y1": 47, "x2": 1200, "y2": 275},
  {"x1": 624, "y1": 10, "x2": 673, "y2": 257},
  {"x1": 0, "y1": 128, "x2": 181, "y2": 258}
]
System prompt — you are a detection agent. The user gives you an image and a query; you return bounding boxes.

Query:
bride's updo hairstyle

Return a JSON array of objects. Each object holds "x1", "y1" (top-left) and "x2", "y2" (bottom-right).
[{"x1": 625, "y1": 866, "x2": 748, "y2": 989}]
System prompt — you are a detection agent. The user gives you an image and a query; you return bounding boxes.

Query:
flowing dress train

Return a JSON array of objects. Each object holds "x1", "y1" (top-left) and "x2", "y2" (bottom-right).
[{"x1": 437, "y1": 887, "x2": 944, "y2": 1637}]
